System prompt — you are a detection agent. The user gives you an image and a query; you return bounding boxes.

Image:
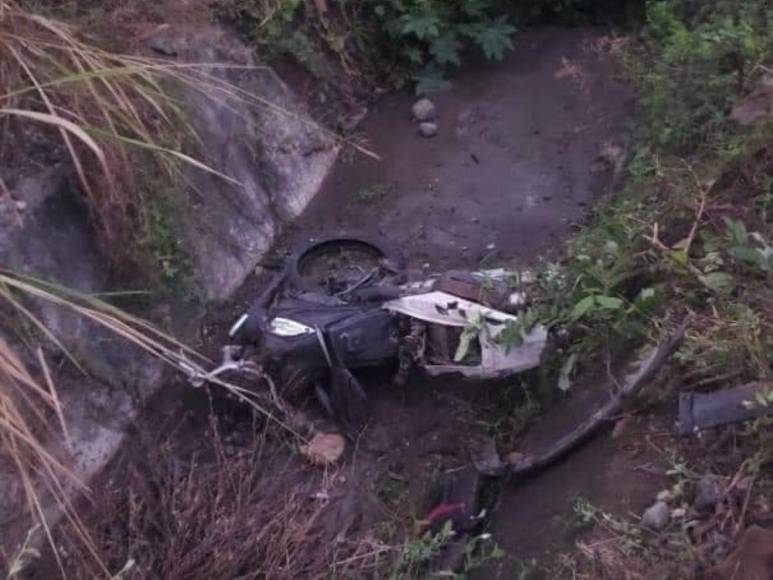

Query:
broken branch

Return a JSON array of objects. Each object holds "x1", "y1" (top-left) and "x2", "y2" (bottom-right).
[{"x1": 507, "y1": 324, "x2": 686, "y2": 479}]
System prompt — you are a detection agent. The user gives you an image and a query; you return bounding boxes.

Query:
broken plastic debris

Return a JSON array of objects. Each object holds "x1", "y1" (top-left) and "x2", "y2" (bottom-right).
[{"x1": 382, "y1": 291, "x2": 547, "y2": 379}]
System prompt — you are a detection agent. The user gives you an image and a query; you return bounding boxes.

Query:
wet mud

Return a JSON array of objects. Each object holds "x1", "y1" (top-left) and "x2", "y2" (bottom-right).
[{"x1": 280, "y1": 27, "x2": 632, "y2": 272}]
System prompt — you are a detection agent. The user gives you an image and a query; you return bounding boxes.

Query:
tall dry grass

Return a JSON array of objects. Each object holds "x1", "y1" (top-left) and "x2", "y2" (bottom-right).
[
  {"x1": 61, "y1": 429, "x2": 390, "y2": 579},
  {"x1": 0, "y1": 267, "x2": 301, "y2": 576},
  {"x1": 0, "y1": 1, "x2": 360, "y2": 575},
  {"x1": 0, "y1": 0, "x2": 376, "y2": 263},
  {"x1": 1, "y1": 0, "x2": 214, "y2": 258}
]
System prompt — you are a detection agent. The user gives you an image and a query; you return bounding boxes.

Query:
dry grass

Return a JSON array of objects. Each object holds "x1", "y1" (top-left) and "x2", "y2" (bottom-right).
[
  {"x1": 0, "y1": 0, "x2": 373, "y2": 265},
  {"x1": 0, "y1": 1, "x2": 384, "y2": 575},
  {"x1": 1, "y1": 0, "x2": 196, "y2": 258},
  {"x1": 0, "y1": 268, "x2": 301, "y2": 577},
  {"x1": 62, "y1": 429, "x2": 392, "y2": 579}
]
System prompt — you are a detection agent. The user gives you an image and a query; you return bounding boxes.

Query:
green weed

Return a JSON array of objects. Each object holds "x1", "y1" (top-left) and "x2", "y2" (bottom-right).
[
  {"x1": 354, "y1": 182, "x2": 396, "y2": 203},
  {"x1": 219, "y1": 0, "x2": 518, "y2": 93},
  {"x1": 389, "y1": 522, "x2": 503, "y2": 579},
  {"x1": 631, "y1": 0, "x2": 773, "y2": 152},
  {"x1": 142, "y1": 188, "x2": 200, "y2": 302}
]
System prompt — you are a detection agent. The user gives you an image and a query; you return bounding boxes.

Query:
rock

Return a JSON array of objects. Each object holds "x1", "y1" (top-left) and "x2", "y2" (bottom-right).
[
  {"x1": 710, "y1": 526, "x2": 773, "y2": 580},
  {"x1": 168, "y1": 25, "x2": 339, "y2": 301},
  {"x1": 300, "y1": 433, "x2": 346, "y2": 465},
  {"x1": 641, "y1": 501, "x2": 670, "y2": 530},
  {"x1": 693, "y1": 476, "x2": 723, "y2": 512},
  {"x1": 147, "y1": 33, "x2": 185, "y2": 57},
  {"x1": 419, "y1": 122, "x2": 439, "y2": 138},
  {"x1": 412, "y1": 98, "x2": 437, "y2": 122},
  {"x1": 468, "y1": 436, "x2": 505, "y2": 476}
]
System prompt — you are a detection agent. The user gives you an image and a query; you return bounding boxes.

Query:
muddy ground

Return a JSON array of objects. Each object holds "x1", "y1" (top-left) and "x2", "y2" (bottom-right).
[
  {"x1": 48, "y1": 27, "x2": 673, "y2": 578},
  {"x1": 281, "y1": 27, "x2": 661, "y2": 574},
  {"x1": 280, "y1": 28, "x2": 632, "y2": 272}
]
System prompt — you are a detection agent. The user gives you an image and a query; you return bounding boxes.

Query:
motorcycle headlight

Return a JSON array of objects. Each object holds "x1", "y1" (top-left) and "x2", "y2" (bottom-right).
[{"x1": 268, "y1": 317, "x2": 315, "y2": 337}]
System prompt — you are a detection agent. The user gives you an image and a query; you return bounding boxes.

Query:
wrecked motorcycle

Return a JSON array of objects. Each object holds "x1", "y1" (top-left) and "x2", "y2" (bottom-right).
[{"x1": 216, "y1": 238, "x2": 548, "y2": 430}]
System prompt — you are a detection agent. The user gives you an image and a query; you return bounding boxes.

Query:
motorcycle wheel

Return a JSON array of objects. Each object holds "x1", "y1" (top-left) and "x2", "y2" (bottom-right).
[{"x1": 287, "y1": 237, "x2": 389, "y2": 296}]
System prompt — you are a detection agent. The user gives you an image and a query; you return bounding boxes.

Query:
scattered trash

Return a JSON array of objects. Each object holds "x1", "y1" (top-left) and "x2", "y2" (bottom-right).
[
  {"x1": 299, "y1": 433, "x2": 345, "y2": 465},
  {"x1": 425, "y1": 468, "x2": 485, "y2": 574},
  {"x1": 670, "y1": 507, "x2": 686, "y2": 519},
  {"x1": 710, "y1": 525, "x2": 773, "y2": 580},
  {"x1": 426, "y1": 468, "x2": 482, "y2": 534},
  {"x1": 611, "y1": 416, "x2": 631, "y2": 439},
  {"x1": 641, "y1": 501, "x2": 670, "y2": 530},
  {"x1": 678, "y1": 381, "x2": 773, "y2": 435},
  {"x1": 412, "y1": 98, "x2": 437, "y2": 122},
  {"x1": 419, "y1": 122, "x2": 439, "y2": 138}
]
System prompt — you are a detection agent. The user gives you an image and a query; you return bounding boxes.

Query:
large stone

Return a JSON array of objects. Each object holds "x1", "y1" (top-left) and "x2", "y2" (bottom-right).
[
  {"x1": 693, "y1": 476, "x2": 723, "y2": 512},
  {"x1": 0, "y1": 166, "x2": 165, "y2": 553},
  {"x1": 641, "y1": 501, "x2": 670, "y2": 530},
  {"x1": 0, "y1": 166, "x2": 165, "y2": 397},
  {"x1": 419, "y1": 122, "x2": 439, "y2": 138},
  {"x1": 149, "y1": 26, "x2": 339, "y2": 301}
]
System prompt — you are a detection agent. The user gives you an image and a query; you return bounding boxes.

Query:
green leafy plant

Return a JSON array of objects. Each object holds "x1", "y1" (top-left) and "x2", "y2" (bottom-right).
[
  {"x1": 389, "y1": 522, "x2": 502, "y2": 579},
  {"x1": 220, "y1": 0, "x2": 518, "y2": 93},
  {"x1": 724, "y1": 217, "x2": 773, "y2": 275},
  {"x1": 631, "y1": 0, "x2": 773, "y2": 152}
]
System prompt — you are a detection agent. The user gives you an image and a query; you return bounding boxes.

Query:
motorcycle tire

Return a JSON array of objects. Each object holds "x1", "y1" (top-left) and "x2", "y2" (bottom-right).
[{"x1": 287, "y1": 237, "x2": 390, "y2": 295}]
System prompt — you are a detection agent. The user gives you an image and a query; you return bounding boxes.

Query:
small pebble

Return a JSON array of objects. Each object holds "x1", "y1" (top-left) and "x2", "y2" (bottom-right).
[
  {"x1": 412, "y1": 98, "x2": 437, "y2": 121},
  {"x1": 419, "y1": 122, "x2": 438, "y2": 138}
]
